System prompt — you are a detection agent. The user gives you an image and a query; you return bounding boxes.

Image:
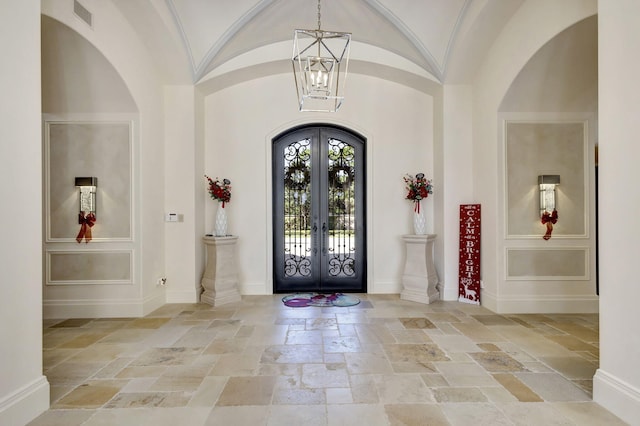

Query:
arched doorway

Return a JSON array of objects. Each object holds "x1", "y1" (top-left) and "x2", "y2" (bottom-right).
[{"x1": 272, "y1": 124, "x2": 366, "y2": 293}]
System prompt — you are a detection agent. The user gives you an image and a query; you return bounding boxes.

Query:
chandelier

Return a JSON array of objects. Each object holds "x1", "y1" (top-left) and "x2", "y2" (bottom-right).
[{"x1": 292, "y1": 0, "x2": 351, "y2": 112}]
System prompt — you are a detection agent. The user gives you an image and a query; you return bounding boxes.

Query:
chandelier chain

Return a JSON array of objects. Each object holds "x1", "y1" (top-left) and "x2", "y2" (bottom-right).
[{"x1": 317, "y1": 0, "x2": 321, "y2": 30}]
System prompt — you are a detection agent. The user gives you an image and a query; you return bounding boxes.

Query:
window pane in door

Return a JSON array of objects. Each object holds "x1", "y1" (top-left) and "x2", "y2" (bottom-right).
[
  {"x1": 283, "y1": 138, "x2": 312, "y2": 278},
  {"x1": 326, "y1": 138, "x2": 356, "y2": 277}
]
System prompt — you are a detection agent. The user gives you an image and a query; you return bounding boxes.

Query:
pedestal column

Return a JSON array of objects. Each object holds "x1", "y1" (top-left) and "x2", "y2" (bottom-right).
[
  {"x1": 401, "y1": 234, "x2": 440, "y2": 304},
  {"x1": 201, "y1": 236, "x2": 241, "y2": 306}
]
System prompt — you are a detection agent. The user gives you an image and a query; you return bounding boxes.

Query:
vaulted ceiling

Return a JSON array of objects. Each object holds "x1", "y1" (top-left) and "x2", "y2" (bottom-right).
[{"x1": 112, "y1": 0, "x2": 525, "y2": 86}]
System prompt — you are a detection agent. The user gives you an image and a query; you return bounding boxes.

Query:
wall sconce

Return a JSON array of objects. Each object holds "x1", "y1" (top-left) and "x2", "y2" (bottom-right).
[
  {"x1": 75, "y1": 177, "x2": 97, "y2": 243},
  {"x1": 538, "y1": 175, "x2": 559, "y2": 240},
  {"x1": 75, "y1": 177, "x2": 98, "y2": 215}
]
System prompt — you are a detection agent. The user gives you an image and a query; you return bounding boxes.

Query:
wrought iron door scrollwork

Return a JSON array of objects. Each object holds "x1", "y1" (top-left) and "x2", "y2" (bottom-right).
[
  {"x1": 326, "y1": 138, "x2": 356, "y2": 278},
  {"x1": 283, "y1": 138, "x2": 313, "y2": 278}
]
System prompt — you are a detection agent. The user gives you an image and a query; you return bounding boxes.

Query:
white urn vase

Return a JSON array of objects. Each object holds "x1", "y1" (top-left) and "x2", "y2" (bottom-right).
[
  {"x1": 214, "y1": 202, "x2": 228, "y2": 236},
  {"x1": 413, "y1": 201, "x2": 426, "y2": 235}
]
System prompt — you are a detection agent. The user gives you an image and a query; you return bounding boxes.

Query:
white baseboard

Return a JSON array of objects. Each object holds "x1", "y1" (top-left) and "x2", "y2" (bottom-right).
[
  {"x1": 44, "y1": 292, "x2": 166, "y2": 319},
  {"x1": 440, "y1": 281, "x2": 459, "y2": 301},
  {"x1": 0, "y1": 376, "x2": 49, "y2": 426},
  {"x1": 369, "y1": 280, "x2": 401, "y2": 294},
  {"x1": 479, "y1": 293, "x2": 598, "y2": 314},
  {"x1": 166, "y1": 289, "x2": 200, "y2": 303},
  {"x1": 480, "y1": 289, "x2": 498, "y2": 312},
  {"x1": 240, "y1": 281, "x2": 271, "y2": 295},
  {"x1": 594, "y1": 369, "x2": 640, "y2": 424},
  {"x1": 237, "y1": 281, "x2": 403, "y2": 296},
  {"x1": 142, "y1": 292, "x2": 167, "y2": 316}
]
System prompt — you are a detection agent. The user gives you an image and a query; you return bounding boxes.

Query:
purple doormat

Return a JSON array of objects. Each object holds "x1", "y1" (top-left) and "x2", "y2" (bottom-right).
[{"x1": 282, "y1": 293, "x2": 360, "y2": 308}]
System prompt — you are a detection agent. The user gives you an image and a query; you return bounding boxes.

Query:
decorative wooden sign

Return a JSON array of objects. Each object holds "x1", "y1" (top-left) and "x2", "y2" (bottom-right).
[{"x1": 459, "y1": 204, "x2": 481, "y2": 305}]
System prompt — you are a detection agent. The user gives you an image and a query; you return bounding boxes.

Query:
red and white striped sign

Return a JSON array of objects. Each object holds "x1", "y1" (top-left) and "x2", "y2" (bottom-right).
[{"x1": 459, "y1": 204, "x2": 481, "y2": 305}]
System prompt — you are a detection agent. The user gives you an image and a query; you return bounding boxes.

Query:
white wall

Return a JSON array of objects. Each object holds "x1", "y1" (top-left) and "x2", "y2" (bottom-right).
[
  {"x1": 593, "y1": 1, "x2": 640, "y2": 422},
  {"x1": 164, "y1": 86, "x2": 200, "y2": 302},
  {"x1": 202, "y1": 72, "x2": 436, "y2": 295},
  {"x1": 441, "y1": 85, "x2": 474, "y2": 300},
  {"x1": 0, "y1": 1, "x2": 50, "y2": 424}
]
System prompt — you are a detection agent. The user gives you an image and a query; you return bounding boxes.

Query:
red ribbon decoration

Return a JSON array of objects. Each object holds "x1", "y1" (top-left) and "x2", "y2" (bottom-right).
[
  {"x1": 76, "y1": 212, "x2": 96, "y2": 243},
  {"x1": 541, "y1": 209, "x2": 558, "y2": 240}
]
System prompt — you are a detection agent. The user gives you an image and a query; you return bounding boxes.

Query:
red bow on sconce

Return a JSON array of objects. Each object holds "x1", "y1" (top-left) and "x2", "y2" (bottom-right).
[
  {"x1": 76, "y1": 212, "x2": 96, "y2": 243},
  {"x1": 541, "y1": 209, "x2": 558, "y2": 240}
]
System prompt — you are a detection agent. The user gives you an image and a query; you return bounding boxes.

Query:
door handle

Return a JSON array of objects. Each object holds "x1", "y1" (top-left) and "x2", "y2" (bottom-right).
[
  {"x1": 322, "y1": 222, "x2": 327, "y2": 254},
  {"x1": 312, "y1": 222, "x2": 318, "y2": 254}
]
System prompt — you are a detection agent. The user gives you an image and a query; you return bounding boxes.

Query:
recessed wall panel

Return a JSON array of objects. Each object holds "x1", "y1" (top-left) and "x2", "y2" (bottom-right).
[
  {"x1": 48, "y1": 250, "x2": 132, "y2": 284},
  {"x1": 506, "y1": 248, "x2": 588, "y2": 280},
  {"x1": 46, "y1": 121, "x2": 132, "y2": 241},
  {"x1": 505, "y1": 121, "x2": 586, "y2": 237}
]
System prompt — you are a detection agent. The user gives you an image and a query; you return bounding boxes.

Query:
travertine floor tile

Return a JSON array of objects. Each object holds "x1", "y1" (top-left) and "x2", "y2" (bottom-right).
[
  {"x1": 128, "y1": 317, "x2": 171, "y2": 329},
  {"x1": 431, "y1": 334, "x2": 482, "y2": 353},
  {"x1": 326, "y1": 387, "x2": 353, "y2": 404},
  {"x1": 35, "y1": 296, "x2": 626, "y2": 426},
  {"x1": 385, "y1": 403, "x2": 450, "y2": 426},
  {"x1": 268, "y1": 405, "x2": 327, "y2": 426},
  {"x1": 375, "y1": 374, "x2": 435, "y2": 404},
  {"x1": 433, "y1": 386, "x2": 487, "y2": 403},
  {"x1": 131, "y1": 347, "x2": 203, "y2": 366},
  {"x1": 545, "y1": 322, "x2": 599, "y2": 342},
  {"x1": 345, "y1": 351, "x2": 394, "y2": 374},
  {"x1": 302, "y1": 363, "x2": 350, "y2": 388},
  {"x1": 105, "y1": 391, "x2": 191, "y2": 408},
  {"x1": 383, "y1": 343, "x2": 449, "y2": 362},
  {"x1": 51, "y1": 318, "x2": 94, "y2": 328},
  {"x1": 85, "y1": 407, "x2": 212, "y2": 426},
  {"x1": 28, "y1": 409, "x2": 96, "y2": 426},
  {"x1": 500, "y1": 402, "x2": 575, "y2": 426},
  {"x1": 434, "y1": 362, "x2": 498, "y2": 387},
  {"x1": 53, "y1": 380, "x2": 124, "y2": 408},
  {"x1": 327, "y1": 403, "x2": 389, "y2": 426},
  {"x1": 544, "y1": 334, "x2": 599, "y2": 352},
  {"x1": 217, "y1": 376, "x2": 277, "y2": 406},
  {"x1": 441, "y1": 402, "x2": 513, "y2": 426},
  {"x1": 492, "y1": 373, "x2": 543, "y2": 402},
  {"x1": 469, "y1": 351, "x2": 528, "y2": 372},
  {"x1": 273, "y1": 387, "x2": 326, "y2": 405},
  {"x1": 552, "y1": 402, "x2": 629, "y2": 425},
  {"x1": 452, "y1": 322, "x2": 506, "y2": 342},
  {"x1": 323, "y1": 335, "x2": 363, "y2": 353},
  {"x1": 540, "y1": 356, "x2": 598, "y2": 379},
  {"x1": 349, "y1": 374, "x2": 380, "y2": 403},
  {"x1": 261, "y1": 344, "x2": 323, "y2": 364},
  {"x1": 515, "y1": 372, "x2": 591, "y2": 402},
  {"x1": 58, "y1": 332, "x2": 112, "y2": 348},
  {"x1": 399, "y1": 317, "x2": 437, "y2": 329},
  {"x1": 188, "y1": 376, "x2": 228, "y2": 407},
  {"x1": 472, "y1": 314, "x2": 517, "y2": 326},
  {"x1": 45, "y1": 361, "x2": 106, "y2": 385}
]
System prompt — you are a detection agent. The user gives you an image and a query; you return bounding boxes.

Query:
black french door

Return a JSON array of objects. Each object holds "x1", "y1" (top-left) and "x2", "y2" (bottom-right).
[{"x1": 273, "y1": 125, "x2": 366, "y2": 293}]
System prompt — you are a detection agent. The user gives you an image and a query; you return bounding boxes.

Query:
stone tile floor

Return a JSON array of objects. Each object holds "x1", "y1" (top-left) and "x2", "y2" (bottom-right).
[{"x1": 30, "y1": 295, "x2": 627, "y2": 425}]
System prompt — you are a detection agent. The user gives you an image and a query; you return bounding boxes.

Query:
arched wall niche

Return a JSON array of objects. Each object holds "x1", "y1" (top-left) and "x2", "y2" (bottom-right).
[
  {"x1": 496, "y1": 14, "x2": 598, "y2": 314},
  {"x1": 500, "y1": 15, "x2": 598, "y2": 113},
  {"x1": 41, "y1": 15, "x2": 137, "y2": 114}
]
